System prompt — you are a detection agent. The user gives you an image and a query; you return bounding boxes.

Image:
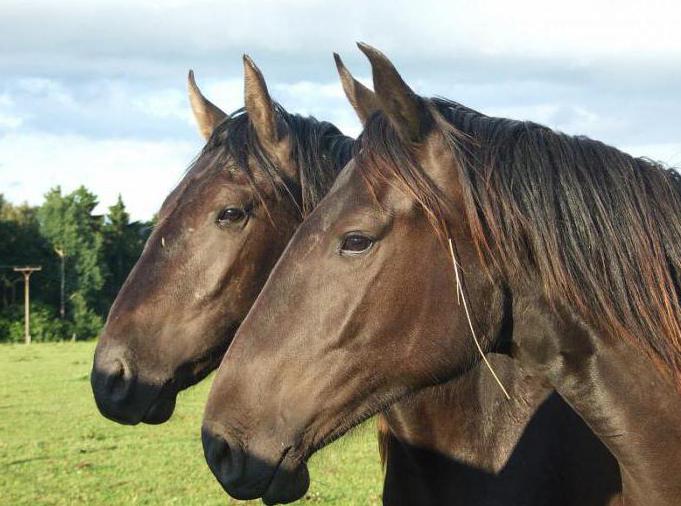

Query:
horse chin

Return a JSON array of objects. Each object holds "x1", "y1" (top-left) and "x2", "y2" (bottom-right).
[
  {"x1": 262, "y1": 460, "x2": 310, "y2": 505},
  {"x1": 141, "y1": 394, "x2": 177, "y2": 424}
]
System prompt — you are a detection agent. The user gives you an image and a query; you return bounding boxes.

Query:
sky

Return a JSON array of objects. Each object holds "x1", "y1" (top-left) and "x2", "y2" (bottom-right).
[{"x1": 1, "y1": 0, "x2": 680, "y2": 220}]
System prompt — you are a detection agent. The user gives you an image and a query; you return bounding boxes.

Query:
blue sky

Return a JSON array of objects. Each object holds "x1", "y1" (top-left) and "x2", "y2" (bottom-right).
[{"x1": 1, "y1": 0, "x2": 680, "y2": 220}]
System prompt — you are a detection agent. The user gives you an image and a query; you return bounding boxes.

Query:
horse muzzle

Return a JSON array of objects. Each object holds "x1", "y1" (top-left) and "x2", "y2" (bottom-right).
[
  {"x1": 201, "y1": 421, "x2": 310, "y2": 505},
  {"x1": 90, "y1": 343, "x2": 176, "y2": 425}
]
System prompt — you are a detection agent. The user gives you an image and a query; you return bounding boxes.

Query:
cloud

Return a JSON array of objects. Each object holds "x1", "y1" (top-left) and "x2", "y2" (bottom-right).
[
  {"x1": 0, "y1": 0, "x2": 679, "y2": 220},
  {"x1": 624, "y1": 143, "x2": 681, "y2": 167},
  {"x1": 0, "y1": 132, "x2": 201, "y2": 220},
  {"x1": 0, "y1": 93, "x2": 24, "y2": 131},
  {"x1": 1, "y1": 77, "x2": 193, "y2": 140},
  {"x1": 2, "y1": 0, "x2": 680, "y2": 82},
  {"x1": 0, "y1": 113, "x2": 22, "y2": 130}
]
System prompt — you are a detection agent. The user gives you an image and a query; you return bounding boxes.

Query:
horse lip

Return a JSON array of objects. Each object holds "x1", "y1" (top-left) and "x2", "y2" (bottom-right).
[
  {"x1": 262, "y1": 446, "x2": 310, "y2": 505},
  {"x1": 262, "y1": 447, "x2": 290, "y2": 501},
  {"x1": 97, "y1": 407, "x2": 144, "y2": 426},
  {"x1": 138, "y1": 347, "x2": 224, "y2": 425},
  {"x1": 140, "y1": 384, "x2": 178, "y2": 424}
]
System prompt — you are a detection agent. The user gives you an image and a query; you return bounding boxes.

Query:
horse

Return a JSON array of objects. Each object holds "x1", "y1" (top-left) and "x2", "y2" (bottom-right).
[
  {"x1": 90, "y1": 56, "x2": 353, "y2": 425},
  {"x1": 91, "y1": 53, "x2": 620, "y2": 504},
  {"x1": 201, "y1": 44, "x2": 681, "y2": 506},
  {"x1": 336, "y1": 55, "x2": 621, "y2": 506}
]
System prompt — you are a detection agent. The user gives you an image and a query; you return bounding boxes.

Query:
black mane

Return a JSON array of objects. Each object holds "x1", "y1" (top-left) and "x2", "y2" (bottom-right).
[
  {"x1": 357, "y1": 96, "x2": 681, "y2": 385},
  {"x1": 207, "y1": 104, "x2": 354, "y2": 216}
]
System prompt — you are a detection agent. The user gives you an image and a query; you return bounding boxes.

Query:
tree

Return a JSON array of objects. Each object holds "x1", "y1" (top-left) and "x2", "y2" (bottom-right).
[
  {"x1": 0, "y1": 196, "x2": 55, "y2": 309},
  {"x1": 101, "y1": 195, "x2": 147, "y2": 312},
  {"x1": 0, "y1": 189, "x2": 150, "y2": 342},
  {"x1": 0, "y1": 195, "x2": 63, "y2": 341},
  {"x1": 37, "y1": 186, "x2": 106, "y2": 339}
]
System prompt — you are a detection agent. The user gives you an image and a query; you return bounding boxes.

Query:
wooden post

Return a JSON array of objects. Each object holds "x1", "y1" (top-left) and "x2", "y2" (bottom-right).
[
  {"x1": 54, "y1": 247, "x2": 66, "y2": 319},
  {"x1": 13, "y1": 267, "x2": 42, "y2": 344}
]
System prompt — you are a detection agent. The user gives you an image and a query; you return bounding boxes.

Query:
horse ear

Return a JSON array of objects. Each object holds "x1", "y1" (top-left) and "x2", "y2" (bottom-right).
[
  {"x1": 357, "y1": 43, "x2": 428, "y2": 143},
  {"x1": 187, "y1": 70, "x2": 228, "y2": 140},
  {"x1": 243, "y1": 55, "x2": 280, "y2": 148},
  {"x1": 333, "y1": 53, "x2": 380, "y2": 125}
]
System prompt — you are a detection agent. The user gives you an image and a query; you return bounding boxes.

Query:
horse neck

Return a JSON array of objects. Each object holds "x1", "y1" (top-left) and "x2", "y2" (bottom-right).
[
  {"x1": 383, "y1": 354, "x2": 552, "y2": 471},
  {"x1": 381, "y1": 355, "x2": 620, "y2": 505},
  {"x1": 513, "y1": 290, "x2": 681, "y2": 505}
]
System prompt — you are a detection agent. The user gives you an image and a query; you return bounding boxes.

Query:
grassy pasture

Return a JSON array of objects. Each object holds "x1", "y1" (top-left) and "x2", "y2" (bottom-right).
[{"x1": 0, "y1": 342, "x2": 383, "y2": 505}]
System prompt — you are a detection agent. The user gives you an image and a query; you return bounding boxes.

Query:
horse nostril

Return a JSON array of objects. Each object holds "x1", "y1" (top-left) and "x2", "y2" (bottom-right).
[
  {"x1": 105, "y1": 358, "x2": 133, "y2": 402},
  {"x1": 202, "y1": 426, "x2": 242, "y2": 485}
]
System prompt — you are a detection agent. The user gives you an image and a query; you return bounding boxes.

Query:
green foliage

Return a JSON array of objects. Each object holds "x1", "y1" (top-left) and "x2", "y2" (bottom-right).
[
  {"x1": 101, "y1": 195, "x2": 148, "y2": 312},
  {"x1": 38, "y1": 186, "x2": 106, "y2": 311},
  {"x1": 0, "y1": 189, "x2": 147, "y2": 342},
  {"x1": 0, "y1": 342, "x2": 383, "y2": 505},
  {"x1": 0, "y1": 303, "x2": 71, "y2": 342},
  {"x1": 0, "y1": 198, "x2": 57, "y2": 307},
  {"x1": 70, "y1": 293, "x2": 104, "y2": 340}
]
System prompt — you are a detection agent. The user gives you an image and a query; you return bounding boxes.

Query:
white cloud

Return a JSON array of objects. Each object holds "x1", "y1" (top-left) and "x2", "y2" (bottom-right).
[
  {"x1": 0, "y1": 113, "x2": 23, "y2": 130},
  {"x1": 274, "y1": 81, "x2": 344, "y2": 100},
  {"x1": 0, "y1": 93, "x2": 24, "y2": 131},
  {"x1": 132, "y1": 88, "x2": 188, "y2": 122},
  {"x1": 0, "y1": 94, "x2": 14, "y2": 107},
  {"x1": 0, "y1": 132, "x2": 201, "y2": 220},
  {"x1": 0, "y1": 0, "x2": 679, "y2": 220},
  {"x1": 1, "y1": 76, "x2": 208, "y2": 140},
  {"x1": 485, "y1": 103, "x2": 624, "y2": 140},
  {"x1": 2, "y1": 0, "x2": 679, "y2": 83},
  {"x1": 201, "y1": 78, "x2": 246, "y2": 116},
  {"x1": 623, "y1": 143, "x2": 681, "y2": 167},
  {"x1": 127, "y1": 74, "x2": 263, "y2": 133},
  {"x1": 15, "y1": 78, "x2": 74, "y2": 105}
]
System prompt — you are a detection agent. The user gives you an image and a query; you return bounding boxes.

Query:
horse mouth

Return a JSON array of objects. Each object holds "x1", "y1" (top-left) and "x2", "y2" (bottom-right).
[
  {"x1": 139, "y1": 335, "x2": 236, "y2": 425},
  {"x1": 261, "y1": 449, "x2": 310, "y2": 505},
  {"x1": 141, "y1": 393, "x2": 177, "y2": 424}
]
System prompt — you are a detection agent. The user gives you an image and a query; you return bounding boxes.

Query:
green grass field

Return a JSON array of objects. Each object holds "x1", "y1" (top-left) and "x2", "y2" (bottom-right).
[{"x1": 0, "y1": 342, "x2": 383, "y2": 505}]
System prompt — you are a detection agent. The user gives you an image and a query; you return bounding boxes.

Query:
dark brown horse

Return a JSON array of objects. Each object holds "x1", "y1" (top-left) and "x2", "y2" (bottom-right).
[
  {"x1": 335, "y1": 54, "x2": 621, "y2": 506},
  {"x1": 90, "y1": 56, "x2": 352, "y2": 425},
  {"x1": 202, "y1": 44, "x2": 681, "y2": 505},
  {"x1": 93, "y1": 55, "x2": 620, "y2": 504}
]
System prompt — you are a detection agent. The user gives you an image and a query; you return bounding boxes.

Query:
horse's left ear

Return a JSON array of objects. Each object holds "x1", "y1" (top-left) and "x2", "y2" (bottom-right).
[
  {"x1": 357, "y1": 43, "x2": 429, "y2": 143},
  {"x1": 333, "y1": 53, "x2": 381, "y2": 125},
  {"x1": 187, "y1": 70, "x2": 228, "y2": 140},
  {"x1": 243, "y1": 55, "x2": 281, "y2": 150}
]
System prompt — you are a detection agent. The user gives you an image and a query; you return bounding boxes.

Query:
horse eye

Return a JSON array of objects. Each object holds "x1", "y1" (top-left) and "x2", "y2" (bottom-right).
[
  {"x1": 216, "y1": 207, "x2": 246, "y2": 227},
  {"x1": 340, "y1": 234, "x2": 374, "y2": 254}
]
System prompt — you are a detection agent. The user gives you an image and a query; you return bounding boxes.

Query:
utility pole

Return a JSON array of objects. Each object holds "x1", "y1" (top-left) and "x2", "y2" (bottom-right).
[
  {"x1": 13, "y1": 266, "x2": 42, "y2": 344},
  {"x1": 54, "y1": 247, "x2": 66, "y2": 319}
]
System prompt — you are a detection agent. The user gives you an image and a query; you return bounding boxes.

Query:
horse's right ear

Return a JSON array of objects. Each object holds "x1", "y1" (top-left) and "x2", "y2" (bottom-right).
[
  {"x1": 187, "y1": 70, "x2": 228, "y2": 140},
  {"x1": 243, "y1": 55, "x2": 280, "y2": 148},
  {"x1": 357, "y1": 43, "x2": 429, "y2": 143},
  {"x1": 333, "y1": 53, "x2": 380, "y2": 125}
]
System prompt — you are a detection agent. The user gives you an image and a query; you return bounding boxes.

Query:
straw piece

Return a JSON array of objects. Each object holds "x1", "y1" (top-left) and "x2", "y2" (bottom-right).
[{"x1": 448, "y1": 238, "x2": 511, "y2": 400}]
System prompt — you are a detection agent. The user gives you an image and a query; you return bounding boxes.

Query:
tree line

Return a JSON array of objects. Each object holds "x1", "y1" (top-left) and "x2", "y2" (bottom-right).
[{"x1": 0, "y1": 188, "x2": 151, "y2": 342}]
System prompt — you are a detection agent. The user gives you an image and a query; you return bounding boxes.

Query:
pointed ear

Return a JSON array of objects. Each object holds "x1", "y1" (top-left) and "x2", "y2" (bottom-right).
[
  {"x1": 357, "y1": 43, "x2": 429, "y2": 143},
  {"x1": 187, "y1": 70, "x2": 228, "y2": 140},
  {"x1": 243, "y1": 55, "x2": 280, "y2": 148},
  {"x1": 333, "y1": 53, "x2": 381, "y2": 125}
]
